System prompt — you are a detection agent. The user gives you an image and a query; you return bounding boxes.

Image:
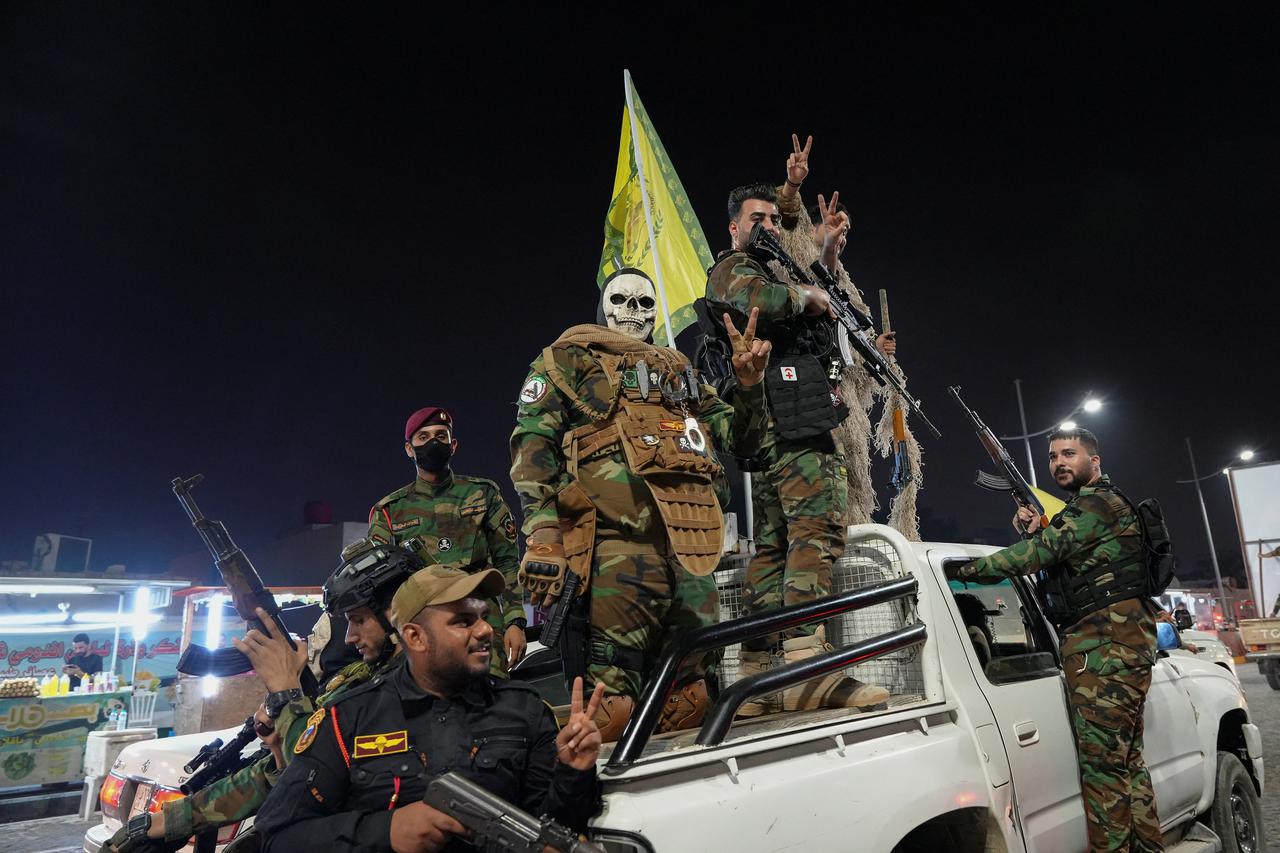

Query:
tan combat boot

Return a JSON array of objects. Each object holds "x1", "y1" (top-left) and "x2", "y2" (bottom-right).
[
  {"x1": 657, "y1": 678, "x2": 710, "y2": 733},
  {"x1": 593, "y1": 694, "x2": 636, "y2": 743},
  {"x1": 734, "y1": 650, "x2": 781, "y2": 717},
  {"x1": 780, "y1": 627, "x2": 890, "y2": 712}
]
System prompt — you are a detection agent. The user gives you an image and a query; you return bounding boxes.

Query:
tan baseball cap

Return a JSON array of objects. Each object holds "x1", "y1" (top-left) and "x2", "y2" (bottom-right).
[{"x1": 390, "y1": 565, "x2": 505, "y2": 629}]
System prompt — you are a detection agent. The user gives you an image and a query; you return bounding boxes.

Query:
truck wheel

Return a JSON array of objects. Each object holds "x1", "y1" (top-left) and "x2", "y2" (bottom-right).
[
  {"x1": 1265, "y1": 660, "x2": 1280, "y2": 691},
  {"x1": 1211, "y1": 751, "x2": 1264, "y2": 853}
]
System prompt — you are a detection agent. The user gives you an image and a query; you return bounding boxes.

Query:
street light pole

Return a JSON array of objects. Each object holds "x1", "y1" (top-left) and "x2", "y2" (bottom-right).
[
  {"x1": 1185, "y1": 436, "x2": 1230, "y2": 622},
  {"x1": 1013, "y1": 379, "x2": 1037, "y2": 487}
]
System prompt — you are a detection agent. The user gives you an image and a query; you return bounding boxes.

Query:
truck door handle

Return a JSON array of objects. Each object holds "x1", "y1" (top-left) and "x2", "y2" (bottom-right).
[{"x1": 1014, "y1": 722, "x2": 1039, "y2": 747}]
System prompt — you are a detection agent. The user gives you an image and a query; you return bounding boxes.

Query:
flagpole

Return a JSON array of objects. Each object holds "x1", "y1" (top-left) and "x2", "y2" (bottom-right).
[{"x1": 623, "y1": 70, "x2": 677, "y2": 349}]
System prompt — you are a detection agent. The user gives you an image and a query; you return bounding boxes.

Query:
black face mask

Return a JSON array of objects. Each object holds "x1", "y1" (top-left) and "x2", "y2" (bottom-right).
[{"x1": 413, "y1": 438, "x2": 453, "y2": 473}]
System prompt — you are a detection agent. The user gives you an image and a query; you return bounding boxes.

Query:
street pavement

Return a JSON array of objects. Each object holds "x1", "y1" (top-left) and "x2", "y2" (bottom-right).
[{"x1": 7, "y1": 664, "x2": 1280, "y2": 851}]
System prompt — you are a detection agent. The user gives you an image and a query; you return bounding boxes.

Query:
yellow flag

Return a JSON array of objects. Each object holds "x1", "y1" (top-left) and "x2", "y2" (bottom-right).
[
  {"x1": 598, "y1": 72, "x2": 713, "y2": 347},
  {"x1": 1031, "y1": 487, "x2": 1068, "y2": 522}
]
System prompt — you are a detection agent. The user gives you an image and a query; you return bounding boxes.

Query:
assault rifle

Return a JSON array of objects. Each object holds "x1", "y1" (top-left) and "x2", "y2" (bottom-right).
[
  {"x1": 746, "y1": 224, "x2": 941, "y2": 438},
  {"x1": 948, "y1": 386, "x2": 1049, "y2": 533},
  {"x1": 179, "y1": 716, "x2": 266, "y2": 795},
  {"x1": 425, "y1": 771, "x2": 604, "y2": 853},
  {"x1": 171, "y1": 474, "x2": 316, "y2": 695}
]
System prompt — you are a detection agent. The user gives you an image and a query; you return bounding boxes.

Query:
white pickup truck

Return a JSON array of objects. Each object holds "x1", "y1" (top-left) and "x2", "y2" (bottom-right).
[{"x1": 87, "y1": 524, "x2": 1266, "y2": 853}]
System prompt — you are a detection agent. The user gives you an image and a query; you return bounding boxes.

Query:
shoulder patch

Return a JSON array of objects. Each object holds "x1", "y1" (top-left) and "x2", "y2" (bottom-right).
[
  {"x1": 519, "y1": 376, "x2": 548, "y2": 405},
  {"x1": 294, "y1": 708, "x2": 326, "y2": 754},
  {"x1": 353, "y1": 730, "x2": 409, "y2": 759}
]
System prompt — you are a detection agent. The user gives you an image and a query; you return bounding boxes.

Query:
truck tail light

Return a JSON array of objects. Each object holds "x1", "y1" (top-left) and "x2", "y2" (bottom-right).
[
  {"x1": 100, "y1": 773, "x2": 127, "y2": 819},
  {"x1": 148, "y1": 786, "x2": 185, "y2": 813}
]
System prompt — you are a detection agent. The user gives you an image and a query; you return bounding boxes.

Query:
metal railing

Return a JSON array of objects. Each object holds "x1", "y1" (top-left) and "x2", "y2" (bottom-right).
[{"x1": 605, "y1": 575, "x2": 919, "y2": 770}]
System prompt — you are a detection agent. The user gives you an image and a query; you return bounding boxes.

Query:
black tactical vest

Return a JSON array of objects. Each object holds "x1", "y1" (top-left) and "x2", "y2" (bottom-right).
[{"x1": 1040, "y1": 485, "x2": 1150, "y2": 629}]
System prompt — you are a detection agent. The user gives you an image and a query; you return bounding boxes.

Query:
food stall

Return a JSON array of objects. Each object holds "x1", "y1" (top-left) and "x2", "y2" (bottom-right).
[{"x1": 0, "y1": 576, "x2": 190, "y2": 792}]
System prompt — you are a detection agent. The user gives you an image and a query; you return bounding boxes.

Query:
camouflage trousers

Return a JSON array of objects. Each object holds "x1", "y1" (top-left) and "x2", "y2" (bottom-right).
[
  {"x1": 586, "y1": 542, "x2": 719, "y2": 699},
  {"x1": 744, "y1": 438, "x2": 848, "y2": 649},
  {"x1": 1063, "y1": 635, "x2": 1163, "y2": 852}
]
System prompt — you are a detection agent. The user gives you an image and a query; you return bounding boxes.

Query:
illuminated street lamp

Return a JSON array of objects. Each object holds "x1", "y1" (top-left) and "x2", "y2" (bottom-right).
[
  {"x1": 1004, "y1": 382, "x2": 1104, "y2": 487},
  {"x1": 1177, "y1": 443, "x2": 1260, "y2": 625}
]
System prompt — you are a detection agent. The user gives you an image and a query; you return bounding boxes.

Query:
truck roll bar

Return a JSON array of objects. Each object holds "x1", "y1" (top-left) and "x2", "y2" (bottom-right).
[
  {"x1": 696, "y1": 622, "x2": 928, "y2": 746},
  {"x1": 606, "y1": 575, "x2": 919, "y2": 770}
]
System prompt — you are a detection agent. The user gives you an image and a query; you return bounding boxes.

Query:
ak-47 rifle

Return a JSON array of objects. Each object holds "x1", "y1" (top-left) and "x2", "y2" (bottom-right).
[
  {"x1": 879, "y1": 288, "x2": 910, "y2": 490},
  {"x1": 746, "y1": 224, "x2": 941, "y2": 438},
  {"x1": 171, "y1": 474, "x2": 316, "y2": 695},
  {"x1": 947, "y1": 386, "x2": 1049, "y2": 534},
  {"x1": 425, "y1": 771, "x2": 605, "y2": 853}
]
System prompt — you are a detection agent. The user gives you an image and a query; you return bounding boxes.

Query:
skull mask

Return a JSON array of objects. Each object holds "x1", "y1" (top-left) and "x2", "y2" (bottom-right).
[{"x1": 601, "y1": 270, "x2": 658, "y2": 341}]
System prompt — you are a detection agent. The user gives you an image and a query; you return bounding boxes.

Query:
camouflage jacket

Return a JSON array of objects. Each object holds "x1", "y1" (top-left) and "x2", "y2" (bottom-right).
[
  {"x1": 367, "y1": 473, "x2": 523, "y2": 627},
  {"x1": 160, "y1": 659, "x2": 378, "y2": 842},
  {"x1": 959, "y1": 475, "x2": 1153, "y2": 654},
  {"x1": 705, "y1": 249, "x2": 808, "y2": 332},
  {"x1": 510, "y1": 332, "x2": 767, "y2": 542}
]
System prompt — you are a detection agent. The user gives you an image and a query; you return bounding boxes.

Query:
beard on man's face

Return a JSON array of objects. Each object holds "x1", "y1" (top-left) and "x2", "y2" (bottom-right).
[
  {"x1": 1054, "y1": 463, "x2": 1095, "y2": 492},
  {"x1": 425, "y1": 631, "x2": 492, "y2": 690}
]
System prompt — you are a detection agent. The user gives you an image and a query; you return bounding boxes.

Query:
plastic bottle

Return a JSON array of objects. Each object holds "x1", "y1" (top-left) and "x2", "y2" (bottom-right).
[
  {"x1": 116, "y1": 709, "x2": 128, "y2": 731},
  {"x1": 108, "y1": 708, "x2": 118, "y2": 728},
  {"x1": 58, "y1": 673, "x2": 70, "y2": 696},
  {"x1": 39, "y1": 675, "x2": 51, "y2": 697}
]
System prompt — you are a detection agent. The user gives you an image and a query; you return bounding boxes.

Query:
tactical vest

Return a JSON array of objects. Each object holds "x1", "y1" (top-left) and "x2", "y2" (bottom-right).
[
  {"x1": 703, "y1": 254, "x2": 848, "y2": 442},
  {"x1": 1039, "y1": 485, "x2": 1149, "y2": 629},
  {"x1": 543, "y1": 343, "x2": 724, "y2": 577}
]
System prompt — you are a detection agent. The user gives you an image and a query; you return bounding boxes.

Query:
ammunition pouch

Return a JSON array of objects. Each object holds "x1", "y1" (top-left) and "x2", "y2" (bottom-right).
[
  {"x1": 764, "y1": 355, "x2": 842, "y2": 441},
  {"x1": 556, "y1": 345, "x2": 727, "y2": 578},
  {"x1": 1041, "y1": 556, "x2": 1149, "y2": 629},
  {"x1": 589, "y1": 638, "x2": 647, "y2": 674}
]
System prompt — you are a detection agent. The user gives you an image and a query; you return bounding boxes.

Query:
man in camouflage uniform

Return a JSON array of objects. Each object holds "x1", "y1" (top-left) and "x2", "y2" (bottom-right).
[
  {"x1": 368, "y1": 406, "x2": 526, "y2": 676},
  {"x1": 705, "y1": 182, "x2": 890, "y2": 713},
  {"x1": 952, "y1": 427, "x2": 1162, "y2": 852},
  {"x1": 104, "y1": 541, "x2": 423, "y2": 853},
  {"x1": 509, "y1": 270, "x2": 770, "y2": 739}
]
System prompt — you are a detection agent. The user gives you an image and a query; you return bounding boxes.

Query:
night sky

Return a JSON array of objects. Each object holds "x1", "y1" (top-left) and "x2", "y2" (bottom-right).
[{"x1": 3, "y1": 9, "x2": 1277, "y2": 588}]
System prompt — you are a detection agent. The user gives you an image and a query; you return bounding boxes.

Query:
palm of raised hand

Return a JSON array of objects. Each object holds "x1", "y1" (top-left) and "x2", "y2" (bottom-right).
[
  {"x1": 724, "y1": 308, "x2": 771, "y2": 387},
  {"x1": 556, "y1": 677, "x2": 605, "y2": 771},
  {"x1": 787, "y1": 133, "x2": 813, "y2": 185}
]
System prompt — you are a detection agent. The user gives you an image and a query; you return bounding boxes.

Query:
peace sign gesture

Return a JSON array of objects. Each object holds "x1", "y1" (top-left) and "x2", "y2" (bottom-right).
[
  {"x1": 786, "y1": 133, "x2": 813, "y2": 187},
  {"x1": 816, "y1": 191, "x2": 850, "y2": 261},
  {"x1": 724, "y1": 307, "x2": 772, "y2": 387},
  {"x1": 555, "y1": 677, "x2": 606, "y2": 771}
]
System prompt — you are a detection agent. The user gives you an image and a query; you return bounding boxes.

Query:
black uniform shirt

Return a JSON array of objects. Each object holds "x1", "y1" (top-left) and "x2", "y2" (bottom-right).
[
  {"x1": 65, "y1": 650, "x2": 102, "y2": 689},
  {"x1": 255, "y1": 655, "x2": 599, "y2": 853}
]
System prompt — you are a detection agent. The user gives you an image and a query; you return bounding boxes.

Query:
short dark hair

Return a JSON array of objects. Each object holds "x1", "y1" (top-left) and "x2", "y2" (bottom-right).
[
  {"x1": 72, "y1": 633, "x2": 90, "y2": 645},
  {"x1": 727, "y1": 183, "x2": 777, "y2": 222},
  {"x1": 1048, "y1": 427, "x2": 1099, "y2": 455}
]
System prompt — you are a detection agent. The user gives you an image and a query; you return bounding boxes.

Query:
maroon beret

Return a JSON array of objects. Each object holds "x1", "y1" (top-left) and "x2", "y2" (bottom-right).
[{"x1": 404, "y1": 407, "x2": 453, "y2": 441}]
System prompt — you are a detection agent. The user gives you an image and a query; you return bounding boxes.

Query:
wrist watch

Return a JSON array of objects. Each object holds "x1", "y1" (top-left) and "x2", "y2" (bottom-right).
[
  {"x1": 125, "y1": 812, "x2": 152, "y2": 841},
  {"x1": 264, "y1": 687, "x2": 304, "y2": 719},
  {"x1": 507, "y1": 618, "x2": 527, "y2": 631}
]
